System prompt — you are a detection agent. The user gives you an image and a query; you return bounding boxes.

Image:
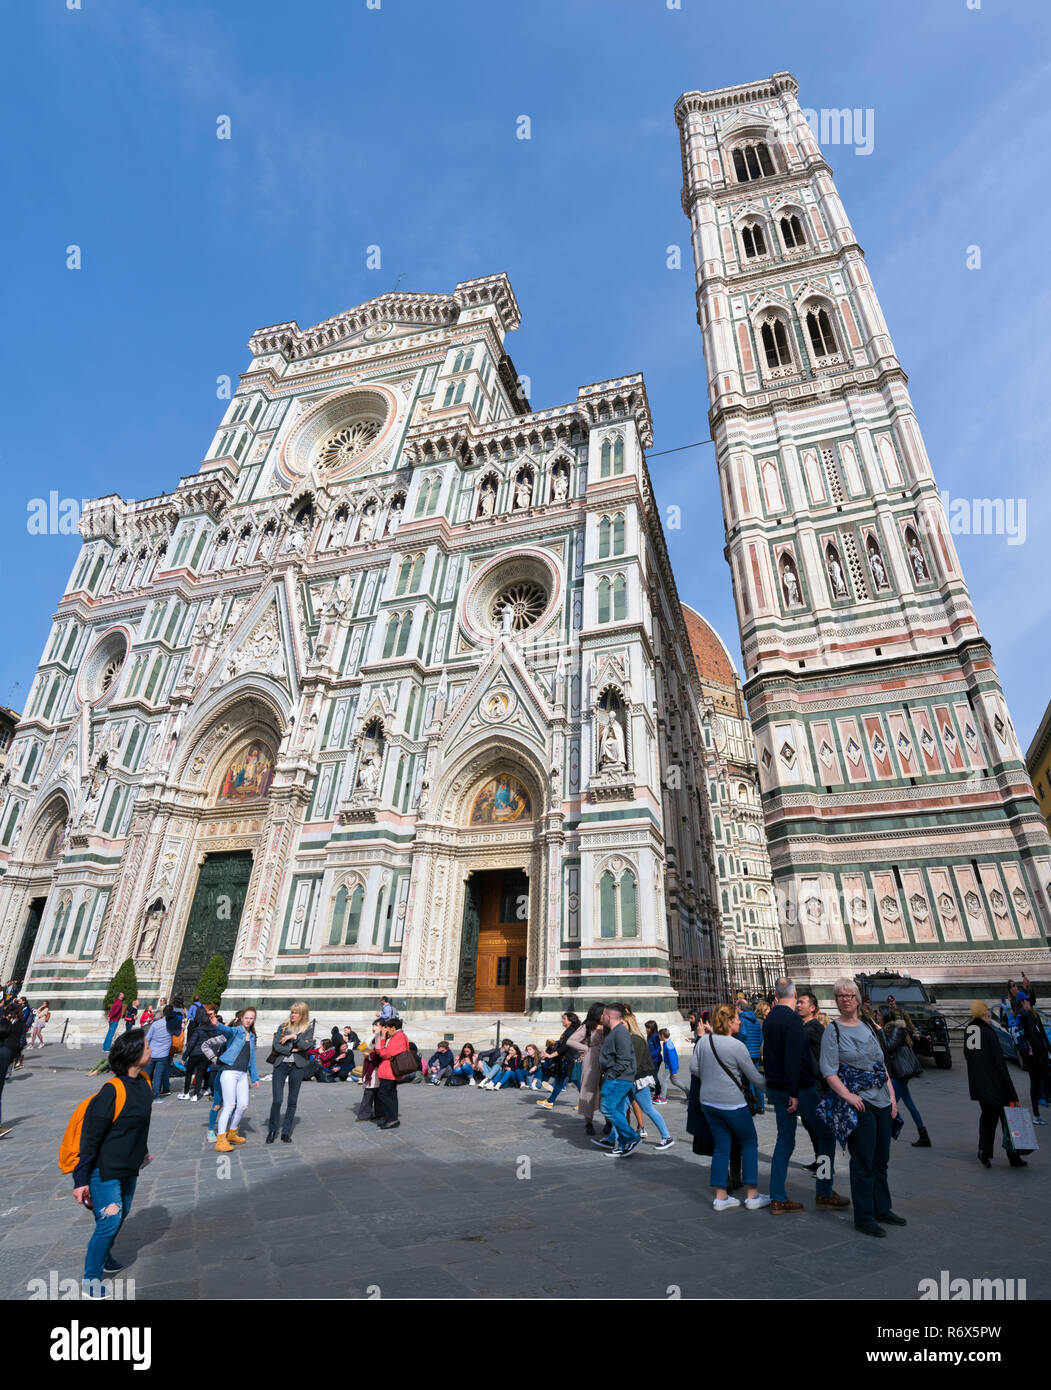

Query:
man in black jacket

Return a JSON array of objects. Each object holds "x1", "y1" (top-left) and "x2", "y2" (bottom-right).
[
  {"x1": 1018, "y1": 997, "x2": 1051, "y2": 1124},
  {"x1": 764, "y1": 979, "x2": 848, "y2": 1214},
  {"x1": 73, "y1": 1028, "x2": 153, "y2": 1299}
]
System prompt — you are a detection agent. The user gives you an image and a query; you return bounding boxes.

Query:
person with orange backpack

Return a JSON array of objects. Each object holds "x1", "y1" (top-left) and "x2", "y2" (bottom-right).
[{"x1": 61, "y1": 1028, "x2": 154, "y2": 1299}]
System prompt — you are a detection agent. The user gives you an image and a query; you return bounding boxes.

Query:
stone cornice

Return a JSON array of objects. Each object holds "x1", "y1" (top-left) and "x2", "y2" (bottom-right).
[
  {"x1": 674, "y1": 71, "x2": 799, "y2": 125},
  {"x1": 247, "y1": 274, "x2": 521, "y2": 362}
]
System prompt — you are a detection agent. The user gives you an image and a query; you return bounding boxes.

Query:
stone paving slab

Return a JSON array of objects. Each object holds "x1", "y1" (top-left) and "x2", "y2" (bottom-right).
[{"x1": 1, "y1": 1042, "x2": 1045, "y2": 1300}]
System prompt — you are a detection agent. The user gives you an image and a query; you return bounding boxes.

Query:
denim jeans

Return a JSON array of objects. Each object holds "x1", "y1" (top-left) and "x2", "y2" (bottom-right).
[
  {"x1": 547, "y1": 1074, "x2": 570, "y2": 1103},
  {"x1": 148, "y1": 1054, "x2": 171, "y2": 1094},
  {"x1": 625, "y1": 1082, "x2": 669, "y2": 1140},
  {"x1": 890, "y1": 1077, "x2": 924, "y2": 1129},
  {"x1": 768, "y1": 1086, "x2": 835, "y2": 1199},
  {"x1": 84, "y1": 1170, "x2": 137, "y2": 1281},
  {"x1": 269, "y1": 1062, "x2": 305, "y2": 1135},
  {"x1": 701, "y1": 1104, "x2": 758, "y2": 1189},
  {"x1": 451, "y1": 1065, "x2": 474, "y2": 1081},
  {"x1": 103, "y1": 1020, "x2": 120, "y2": 1052},
  {"x1": 847, "y1": 1101, "x2": 893, "y2": 1223},
  {"x1": 480, "y1": 1061, "x2": 501, "y2": 1081},
  {"x1": 600, "y1": 1078, "x2": 637, "y2": 1146}
]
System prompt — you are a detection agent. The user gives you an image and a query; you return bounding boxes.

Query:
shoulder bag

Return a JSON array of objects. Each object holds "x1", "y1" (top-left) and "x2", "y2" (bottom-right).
[{"x1": 709, "y1": 1035, "x2": 758, "y2": 1115}]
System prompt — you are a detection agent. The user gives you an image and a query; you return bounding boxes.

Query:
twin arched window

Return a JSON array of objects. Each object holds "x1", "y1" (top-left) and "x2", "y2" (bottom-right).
[
  {"x1": 741, "y1": 224, "x2": 767, "y2": 259},
  {"x1": 805, "y1": 306, "x2": 837, "y2": 358},
  {"x1": 732, "y1": 141, "x2": 775, "y2": 183},
  {"x1": 597, "y1": 513, "x2": 626, "y2": 559},
  {"x1": 414, "y1": 474, "x2": 442, "y2": 517},
  {"x1": 597, "y1": 574, "x2": 627, "y2": 624},
  {"x1": 780, "y1": 214, "x2": 806, "y2": 249},
  {"x1": 395, "y1": 553, "x2": 425, "y2": 596},
  {"x1": 382, "y1": 612, "x2": 413, "y2": 658},
  {"x1": 599, "y1": 868, "x2": 638, "y2": 938},
  {"x1": 600, "y1": 437, "x2": 625, "y2": 478},
  {"x1": 760, "y1": 318, "x2": 792, "y2": 370},
  {"x1": 329, "y1": 882, "x2": 364, "y2": 946}
]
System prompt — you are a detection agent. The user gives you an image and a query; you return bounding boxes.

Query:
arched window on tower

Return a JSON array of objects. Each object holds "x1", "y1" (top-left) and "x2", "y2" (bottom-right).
[
  {"x1": 598, "y1": 516, "x2": 612, "y2": 559},
  {"x1": 600, "y1": 440, "x2": 611, "y2": 477},
  {"x1": 741, "y1": 224, "x2": 767, "y2": 259},
  {"x1": 382, "y1": 615, "x2": 400, "y2": 659},
  {"x1": 613, "y1": 438, "x2": 625, "y2": 475},
  {"x1": 612, "y1": 574, "x2": 627, "y2": 622},
  {"x1": 732, "y1": 141, "x2": 775, "y2": 182},
  {"x1": 760, "y1": 318, "x2": 792, "y2": 370},
  {"x1": 780, "y1": 214, "x2": 806, "y2": 249},
  {"x1": 805, "y1": 306, "x2": 838, "y2": 358},
  {"x1": 395, "y1": 612, "x2": 413, "y2": 657},
  {"x1": 597, "y1": 576, "x2": 611, "y2": 624},
  {"x1": 612, "y1": 512, "x2": 625, "y2": 556}
]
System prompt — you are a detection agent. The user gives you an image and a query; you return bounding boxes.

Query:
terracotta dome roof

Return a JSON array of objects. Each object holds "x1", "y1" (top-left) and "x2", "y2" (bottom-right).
[{"x1": 681, "y1": 604, "x2": 737, "y2": 686}]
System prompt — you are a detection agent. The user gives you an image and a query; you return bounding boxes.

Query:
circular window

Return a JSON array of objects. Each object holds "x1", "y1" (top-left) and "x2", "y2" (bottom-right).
[
  {"x1": 317, "y1": 419, "x2": 383, "y2": 473},
  {"x1": 78, "y1": 629, "x2": 130, "y2": 706},
  {"x1": 276, "y1": 384, "x2": 399, "y2": 487},
  {"x1": 491, "y1": 581, "x2": 547, "y2": 633},
  {"x1": 462, "y1": 551, "x2": 561, "y2": 642}
]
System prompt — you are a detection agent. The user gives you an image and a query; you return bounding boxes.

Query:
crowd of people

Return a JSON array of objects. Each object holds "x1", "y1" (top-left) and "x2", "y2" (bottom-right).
[{"x1": 0, "y1": 970, "x2": 1041, "y2": 1298}]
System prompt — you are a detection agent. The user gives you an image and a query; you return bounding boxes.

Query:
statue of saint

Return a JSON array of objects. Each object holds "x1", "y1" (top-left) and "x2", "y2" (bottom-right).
[
  {"x1": 479, "y1": 480, "x2": 497, "y2": 518},
  {"x1": 514, "y1": 476, "x2": 532, "y2": 510},
  {"x1": 138, "y1": 903, "x2": 165, "y2": 957},
  {"x1": 360, "y1": 504, "x2": 379, "y2": 542},
  {"x1": 357, "y1": 746, "x2": 382, "y2": 795},
  {"x1": 599, "y1": 709, "x2": 626, "y2": 769},
  {"x1": 827, "y1": 552, "x2": 847, "y2": 598},
  {"x1": 551, "y1": 468, "x2": 569, "y2": 502},
  {"x1": 869, "y1": 546, "x2": 888, "y2": 589},
  {"x1": 385, "y1": 497, "x2": 404, "y2": 535},
  {"x1": 782, "y1": 562, "x2": 801, "y2": 607},
  {"x1": 908, "y1": 540, "x2": 928, "y2": 582},
  {"x1": 500, "y1": 602, "x2": 515, "y2": 636}
]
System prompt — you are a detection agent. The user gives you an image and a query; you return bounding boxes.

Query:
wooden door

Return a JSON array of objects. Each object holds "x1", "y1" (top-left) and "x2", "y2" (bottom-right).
[
  {"x1": 172, "y1": 851, "x2": 253, "y2": 1001},
  {"x1": 473, "y1": 870, "x2": 528, "y2": 1013}
]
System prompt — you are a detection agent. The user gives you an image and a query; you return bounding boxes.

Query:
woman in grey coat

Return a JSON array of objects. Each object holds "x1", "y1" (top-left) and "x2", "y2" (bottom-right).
[
  {"x1": 575, "y1": 1002, "x2": 606, "y2": 1135},
  {"x1": 691, "y1": 1003, "x2": 769, "y2": 1211},
  {"x1": 268, "y1": 1002, "x2": 315, "y2": 1143}
]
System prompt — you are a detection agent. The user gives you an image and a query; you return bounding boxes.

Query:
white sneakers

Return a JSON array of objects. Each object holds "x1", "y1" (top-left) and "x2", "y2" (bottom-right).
[{"x1": 713, "y1": 1194, "x2": 772, "y2": 1211}]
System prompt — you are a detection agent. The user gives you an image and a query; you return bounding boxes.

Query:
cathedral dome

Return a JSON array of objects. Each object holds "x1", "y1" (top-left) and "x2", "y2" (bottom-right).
[{"x1": 681, "y1": 604, "x2": 737, "y2": 687}]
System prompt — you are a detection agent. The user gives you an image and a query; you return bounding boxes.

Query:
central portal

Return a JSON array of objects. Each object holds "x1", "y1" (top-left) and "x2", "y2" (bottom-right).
[{"x1": 466, "y1": 868, "x2": 528, "y2": 1013}]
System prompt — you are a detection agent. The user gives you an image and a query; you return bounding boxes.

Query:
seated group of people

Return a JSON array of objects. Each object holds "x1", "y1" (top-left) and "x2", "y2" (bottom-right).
[
  {"x1": 308, "y1": 1024, "x2": 362, "y2": 1081},
  {"x1": 425, "y1": 1039, "x2": 560, "y2": 1090}
]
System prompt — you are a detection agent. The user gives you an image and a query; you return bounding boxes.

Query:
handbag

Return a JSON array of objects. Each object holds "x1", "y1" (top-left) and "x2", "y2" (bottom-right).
[
  {"x1": 390, "y1": 1046, "x2": 420, "y2": 1079},
  {"x1": 633, "y1": 1074, "x2": 656, "y2": 1092},
  {"x1": 686, "y1": 1075, "x2": 716, "y2": 1156},
  {"x1": 1002, "y1": 1103, "x2": 1038, "y2": 1156},
  {"x1": 708, "y1": 1035, "x2": 758, "y2": 1115}
]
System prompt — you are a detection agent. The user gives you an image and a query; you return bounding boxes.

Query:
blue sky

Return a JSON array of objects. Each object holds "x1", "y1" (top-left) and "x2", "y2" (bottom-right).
[{"x1": 2, "y1": 0, "x2": 1049, "y2": 744}]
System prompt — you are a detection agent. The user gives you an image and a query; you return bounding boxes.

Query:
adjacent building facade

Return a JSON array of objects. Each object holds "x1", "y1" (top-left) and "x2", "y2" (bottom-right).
[
  {"x1": 0, "y1": 274, "x2": 725, "y2": 1019},
  {"x1": 675, "y1": 72, "x2": 1051, "y2": 993}
]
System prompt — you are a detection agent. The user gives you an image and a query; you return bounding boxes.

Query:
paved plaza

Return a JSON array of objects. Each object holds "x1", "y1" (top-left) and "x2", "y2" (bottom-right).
[{"x1": 2, "y1": 1042, "x2": 1048, "y2": 1301}]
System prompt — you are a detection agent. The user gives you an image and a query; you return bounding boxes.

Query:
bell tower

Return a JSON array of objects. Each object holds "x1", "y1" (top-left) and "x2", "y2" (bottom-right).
[{"x1": 675, "y1": 72, "x2": 1051, "y2": 992}]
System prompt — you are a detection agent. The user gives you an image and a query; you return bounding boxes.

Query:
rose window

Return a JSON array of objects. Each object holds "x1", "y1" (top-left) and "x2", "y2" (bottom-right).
[
  {"x1": 99, "y1": 656, "x2": 124, "y2": 693},
  {"x1": 491, "y1": 581, "x2": 547, "y2": 632},
  {"x1": 317, "y1": 420, "x2": 383, "y2": 472}
]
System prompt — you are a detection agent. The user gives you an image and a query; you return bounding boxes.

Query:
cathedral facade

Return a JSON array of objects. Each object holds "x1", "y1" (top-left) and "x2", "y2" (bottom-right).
[
  {"x1": 0, "y1": 274, "x2": 725, "y2": 1020},
  {"x1": 675, "y1": 73, "x2": 1051, "y2": 993}
]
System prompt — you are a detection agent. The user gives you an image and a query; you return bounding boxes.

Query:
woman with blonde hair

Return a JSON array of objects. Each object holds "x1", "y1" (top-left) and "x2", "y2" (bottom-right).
[
  {"x1": 267, "y1": 1001, "x2": 315, "y2": 1144},
  {"x1": 691, "y1": 1002, "x2": 768, "y2": 1209},
  {"x1": 619, "y1": 1006, "x2": 674, "y2": 1149},
  {"x1": 819, "y1": 977, "x2": 901, "y2": 1237}
]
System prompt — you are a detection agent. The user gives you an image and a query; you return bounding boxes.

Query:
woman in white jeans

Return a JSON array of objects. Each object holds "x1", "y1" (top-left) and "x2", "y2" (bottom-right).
[{"x1": 213, "y1": 1007, "x2": 259, "y2": 1152}]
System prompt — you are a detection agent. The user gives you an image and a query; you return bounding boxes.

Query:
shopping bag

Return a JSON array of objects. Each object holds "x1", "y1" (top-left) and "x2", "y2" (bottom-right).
[{"x1": 1002, "y1": 1103, "x2": 1038, "y2": 1155}]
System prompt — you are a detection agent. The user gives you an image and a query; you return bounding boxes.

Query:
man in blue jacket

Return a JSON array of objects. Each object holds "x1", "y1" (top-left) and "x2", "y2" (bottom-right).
[
  {"x1": 736, "y1": 1002, "x2": 765, "y2": 1114},
  {"x1": 762, "y1": 978, "x2": 849, "y2": 1215}
]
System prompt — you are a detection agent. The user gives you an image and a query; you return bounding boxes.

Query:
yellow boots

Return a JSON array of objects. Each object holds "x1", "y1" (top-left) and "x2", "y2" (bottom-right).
[
  {"x1": 226, "y1": 1129, "x2": 246, "y2": 1145},
  {"x1": 214, "y1": 1129, "x2": 245, "y2": 1152}
]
